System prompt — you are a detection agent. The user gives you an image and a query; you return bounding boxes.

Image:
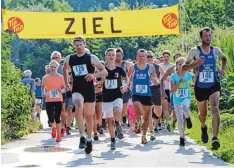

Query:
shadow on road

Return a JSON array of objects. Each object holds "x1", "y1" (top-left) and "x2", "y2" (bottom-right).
[
  {"x1": 189, "y1": 150, "x2": 229, "y2": 166},
  {"x1": 56, "y1": 155, "x2": 105, "y2": 167}
]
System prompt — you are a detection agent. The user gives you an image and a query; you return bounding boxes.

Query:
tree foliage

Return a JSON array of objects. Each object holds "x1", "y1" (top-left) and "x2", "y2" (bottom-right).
[{"x1": 1, "y1": 32, "x2": 39, "y2": 144}]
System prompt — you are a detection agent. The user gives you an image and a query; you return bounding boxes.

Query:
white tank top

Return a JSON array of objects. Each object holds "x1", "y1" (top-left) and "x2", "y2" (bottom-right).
[{"x1": 160, "y1": 63, "x2": 174, "y2": 90}]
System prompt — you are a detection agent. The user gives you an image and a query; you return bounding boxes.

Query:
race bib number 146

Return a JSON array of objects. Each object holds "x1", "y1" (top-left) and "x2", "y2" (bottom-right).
[{"x1": 199, "y1": 71, "x2": 214, "y2": 83}]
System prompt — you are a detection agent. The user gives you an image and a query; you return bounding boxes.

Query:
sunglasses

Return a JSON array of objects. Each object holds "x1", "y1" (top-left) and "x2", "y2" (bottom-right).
[
  {"x1": 52, "y1": 57, "x2": 58, "y2": 59},
  {"x1": 147, "y1": 56, "x2": 153, "y2": 58}
]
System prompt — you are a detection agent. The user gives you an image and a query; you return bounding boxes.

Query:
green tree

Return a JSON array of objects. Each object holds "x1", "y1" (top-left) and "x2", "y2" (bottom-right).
[
  {"x1": 1, "y1": 32, "x2": 39, "y2": 144},
  {"x1": 184, "y1": 0, "x2": 234, "y2": 27}
]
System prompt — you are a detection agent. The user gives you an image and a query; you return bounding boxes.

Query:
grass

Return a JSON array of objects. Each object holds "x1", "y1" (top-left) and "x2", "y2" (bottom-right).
[{"x1": 186, "y1": 112, "x2": 234, "y2": 164}]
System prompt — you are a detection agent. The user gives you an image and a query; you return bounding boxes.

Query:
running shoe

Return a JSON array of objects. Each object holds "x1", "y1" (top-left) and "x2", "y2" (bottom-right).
[
  {"x1": 179, "y1": 137, "x2": 185, "y2": 146},
  {"x1": 94, "y1": 133, "x2": 99, "y2": 141},
  {"x1": 201, "y1": 125, "x2": 209, "y2": 143},
  {"x1": 66, "y1": 127, "x2": 71, "y2": 135},
  {"x1": 141, "y1": 135, "x2": 147, "y2": 144},
  {"x1": 61, "y1": 128, "x2": 65, "y2": 137},
  {"x1": 212, "y1": 137, "x2": 220, "y2": 150},
  {"x1": 51, "y1": 127, "x2": 56, "y2": 138},
  {"x1": 110, "y1": 141, "x2": 116, "y2": 150},
  {"x1": 56, "y1": 136, "x2": 61, "y2": 142},
  {"x1": 135, "y1": 122, "x2": 141, "y2": 134},
  {"x1": 85, "y1": 140, "x2": 93, "y2": 154},
  {"x1": 79, "y1": 136, "x2": 86, "y2": 149},
  {"x1": 150, "y1": 131, "x2": 156, "y2": 141},
  {"x1": 186, "y1": 117, "x2": 193, "y2": 129}
]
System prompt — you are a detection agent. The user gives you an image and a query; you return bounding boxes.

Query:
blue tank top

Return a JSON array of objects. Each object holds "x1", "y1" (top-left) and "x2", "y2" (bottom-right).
[
  {"x1": 35, "y1": 85, "x2": 42, "y2": 98},
  {"x1": 132, "y1": 64, "x2": 151, "y2": 96},
  {"x1": 195, "y1": 46, "x2": 219, "y2": 88}
]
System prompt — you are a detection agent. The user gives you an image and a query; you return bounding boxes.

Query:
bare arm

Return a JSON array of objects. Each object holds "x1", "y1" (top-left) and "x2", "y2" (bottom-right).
[
  {"x1": 171, "y1": 79, "x2": 183, "y2": 92},
  {"x1": 182, "y1": 48, "x2": 205, "y2": 72},
  {"x1": 216, "y1": 48, "x2": 227, "y2": 72},
  {"x1": 128, "y1": 65, "x2": 134, "y2": 89},
  {"x1": 126, "y1": 61, "x2": 133, "y2": 72},
  {"x1": 160, "y1": 66, "x2": 175, "y2": 86},
  {"x1": 150, "y1": 65, "x2": 159, "y2": 85},
  {"x1": 91, "y1": 55, "x2": 108, "y2": 78}
]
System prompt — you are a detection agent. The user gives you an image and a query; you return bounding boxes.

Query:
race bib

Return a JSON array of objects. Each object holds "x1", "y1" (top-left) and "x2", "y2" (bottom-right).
[
  {"x1": 50, "y1": 90, "x2": 59, "y2": 99},
  {"x1": 105, "y1": 79, "x2": 118, "y2": 89},
  {"x1": 36, "y1": 98, "x2": 42, "y2": 104},
  {"x1": 136, "y1": 85, "x2": 147, "y2": 94},
  {"x1": 199, "y1": 71, "x2": 214, "y2": 83},
  {"x1": 176, "y1": 88, "x2": 188, "y2": 98},
  {"x1": 72, "y1": 64, "x2": 88, "y2": 76}
]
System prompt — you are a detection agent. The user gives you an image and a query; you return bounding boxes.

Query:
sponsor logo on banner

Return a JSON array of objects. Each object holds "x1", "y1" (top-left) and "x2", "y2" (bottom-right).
[
  {"x1": 162, "y1": 13, "x2": 178, "y2": 29},
  {"x1": 8, "y1": 17, "x2": 24, "y2": 33}
]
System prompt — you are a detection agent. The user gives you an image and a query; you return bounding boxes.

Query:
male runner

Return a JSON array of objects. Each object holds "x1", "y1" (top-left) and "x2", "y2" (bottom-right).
[
  {"x1": 160, "y1": 50, "x2": 174, "y2": 131},
  {"x1": 129, "y1": 49, "x2": 158, "y2": 144},
  {"x1": 63, "y1": 36, "x2": 107, "y2": 154},
  {"x1": 146, "y1": 51, "x2": 164, "y2": 139},
  {"x1": 182, "y1": 27, "x2": 227, "y2": 150},
  {"x1": 115, "y1": 48, "x2": 132, "y2": 126}
]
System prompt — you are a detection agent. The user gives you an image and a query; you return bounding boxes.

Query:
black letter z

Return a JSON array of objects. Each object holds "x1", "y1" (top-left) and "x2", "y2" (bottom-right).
[{"x1": 64, "y1": 18, "x2": 75, "y2": 34}]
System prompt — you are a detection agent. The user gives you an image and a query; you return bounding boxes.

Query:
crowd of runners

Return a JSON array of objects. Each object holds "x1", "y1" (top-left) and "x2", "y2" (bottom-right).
[{"x1": 22, "y1": 27, "x2": 227, "y2": 155}]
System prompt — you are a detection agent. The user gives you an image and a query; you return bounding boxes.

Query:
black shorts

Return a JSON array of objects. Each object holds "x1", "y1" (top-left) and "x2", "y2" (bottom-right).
[
  {"x1": 132, "y1": 95, "x2": 153, "y2": 106},
  {"x1": 195, "y1": 83, "x2": 221, "y2": 102},
  {"x1": 122, "y1": 88, "x2": 132, "y2": 104},
  {"x1": 165, "y1": 89, "x2": 170, "y2": 102},
  {"x1": 73, "y1": 90, "x2": 95, "y2": 103},
  {"x1": 96, "y1": 92, "x2": 103, "y2": 103},
  {"x1": 62, "y1": 93, "x2": 66, "y2": 103},
  {"x1": 72, "y1": 106, "x2": 75, "y2": 113},
  {"x1": 150, "y1": 85, "x2": 162, "y2": 106}
]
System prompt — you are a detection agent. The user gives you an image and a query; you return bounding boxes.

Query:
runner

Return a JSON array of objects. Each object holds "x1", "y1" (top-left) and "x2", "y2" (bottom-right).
[
  {"x1": 129, "y1": 49, "x2": 158, "y2": 144},
  {"x1": 50, "y1": 52, "x2": 66, "y2": 137},
  {"x1": 159, "y1": 55, "x2": 164, "y2": 64},
  {"x1": 170, "y1": 57, "x2": 193, "y2": 146},
  {"x1": 93, "y1": 63, "x2": 105, "y2": 141},
  {"x1": 115, "y1": 48, "x2": 132, "y2": 126},
  {"x1": 182, "y1": 27, "x2": 227, "y2": 150},
  {"x1": 146, "y1": 51, "x2": 164, "y2": 140},
  {"x1": 102, "y1": 48, "x2": 128, "y2": 149},
  {"x1": 22, "y1": 70, "x2": 36, "y2": 119},
  {"x1": 34, "y1": 78, "x2": 43, "y2": 128},
  {"x1": 45, "y1": 65, "x2": 50, "y2": 74},
  {"x1": 160, "y1": 50, "x2": 174, "y2": 131},
  {"x1": 65, "y1": 71, "x2": 73, "y2": 135},
  {"x1": 42, "y1": 60, "x2": 65, "y2": 142},
  {"x1": 161, "y1": 53, "x2": 183, "y2": 131},
  {"x1": 63, "y1": 36, "x2": 108, "y2": 154}
]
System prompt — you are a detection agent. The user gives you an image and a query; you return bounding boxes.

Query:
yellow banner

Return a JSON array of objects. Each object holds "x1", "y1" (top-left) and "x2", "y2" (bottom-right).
[{"x1": 2, "y1": 5, "x2": 179, "y2": 39}]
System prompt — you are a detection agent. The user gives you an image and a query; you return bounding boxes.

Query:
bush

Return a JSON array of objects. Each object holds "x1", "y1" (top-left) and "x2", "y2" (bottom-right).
[
  {"x1": 1, "y1": 32, "x2": 40, "y2": 144},
  {"x1": 220, "y1": 113, "x2": 234, "y2": 130}
]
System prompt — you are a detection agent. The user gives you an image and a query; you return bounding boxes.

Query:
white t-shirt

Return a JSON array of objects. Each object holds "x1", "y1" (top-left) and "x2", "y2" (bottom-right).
[{"x1": 160, "y1": 63, "x2": 174, "y2": 90}]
